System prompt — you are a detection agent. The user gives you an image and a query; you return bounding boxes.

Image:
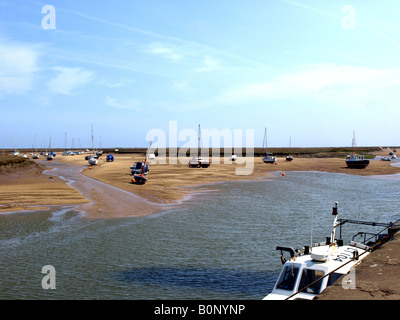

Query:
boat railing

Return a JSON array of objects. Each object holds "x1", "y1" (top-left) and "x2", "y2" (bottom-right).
[{"x1": 336, "y1": 218, "x2": 400, "y2": 246}]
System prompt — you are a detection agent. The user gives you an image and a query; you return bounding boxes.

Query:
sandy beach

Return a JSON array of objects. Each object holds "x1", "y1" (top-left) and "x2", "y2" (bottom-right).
[
  {"x1": 1, "y1": 149, "x2": 399, "y2": 217},
  {"x1": 66, "y1": 149, "x2": 400, "y2": 204}
]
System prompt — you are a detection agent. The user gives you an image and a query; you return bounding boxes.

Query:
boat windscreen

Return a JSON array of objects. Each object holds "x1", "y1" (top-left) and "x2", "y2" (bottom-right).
[
  {"x1": 298, "y1": 269, "x2": 325, "y2": 294},
  {"x1": 276, "y1": 265, "x2": 300, "y2": 291}
]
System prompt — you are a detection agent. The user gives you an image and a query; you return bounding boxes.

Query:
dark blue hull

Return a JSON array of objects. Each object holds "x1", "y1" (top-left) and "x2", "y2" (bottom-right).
[{"x1": 134, "y1": 174, "x2": 148, "y2": 184}]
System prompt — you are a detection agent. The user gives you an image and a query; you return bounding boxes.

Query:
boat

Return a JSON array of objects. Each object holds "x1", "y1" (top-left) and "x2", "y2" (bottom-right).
[
  {"x1": 12, "y1": 139, "x2": 19, "y2": 156},
  {"x1": 264, "y1": 202, "x2": 399, "y2": 300},
  {"x1": 132, "y1": 142, "x2": 152, "y2": 184},
  {"x1": 88, "y1": 155, "x2": 98, "y2": 166},
  {"x1": 130, "y1": 161, "x2": 148, "y2": 175},
  {"x1": 346, "y1": 154, "x2": 369, "y2": 168},
  {"x1": 88, "y1": 125, "x2": 98, "y2": 166},
  {"x1": 62, "y1": 149, "x2": 74, "y2": 156},
  {"x1": 46, "y1": 136, "x2": 54, "y2": 161},
  {"x1": 286, "y1": 136, "x2": 294, "y2": 161},
  {"x1": 262, "y1": 128, "x2": 276, "y2": 164},
  {"x1": 189, "y1": 124, "x2": 210, "y2": 168},
  {"x1": 345, "y1": 132, "x2": 369, "y2": 169}
]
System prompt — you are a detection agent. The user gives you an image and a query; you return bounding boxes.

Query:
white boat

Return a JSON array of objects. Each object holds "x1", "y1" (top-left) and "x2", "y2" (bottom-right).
[
  {"x1": 286, "y1": 136, "x2": 294, "y2": 161},
  {"x1": 88, "y1": 125, "x2": 98, "y2": 166},
  {"x1": 189, "y1": 124, "x2": 210, "y2": 168},
  {"x1": 264, "y1": 202, "x2": 397, "y2": 300}
]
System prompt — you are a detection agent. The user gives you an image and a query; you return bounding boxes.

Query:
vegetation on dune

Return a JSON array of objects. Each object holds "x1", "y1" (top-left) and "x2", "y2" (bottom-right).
[{"x1": 0, "y1": 155, "x2": 33, "y2": 167}]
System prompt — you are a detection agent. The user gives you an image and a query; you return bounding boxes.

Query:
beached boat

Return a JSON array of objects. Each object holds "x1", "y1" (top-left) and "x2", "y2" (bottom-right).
[
  {"x1": 130, "y1": 161, "x2": 148, "y2": 175},
  {"x1": 262, "y1": 128, "x2": 276, "y2": 164},
  {"x1": 46, "y1": 136, "x2": 54, "y2": 161},
  {"x1": 88, "y1": 125, "x2": 98, "y2": 166},
  {"x1": 345, "y1": 132, "x2": 369, "y2": 169},
  {"x1": 264, "y1": 202, "x2": 398, "y2": 300},
  {"x1": 189, "y1": 124, "x2": 210, "y2": 168},
  {"x1": 346, "y1": 154, "x2": 369, "y2": 168},
  {"x1": 286, "y1": 136, "x2": 294, "y2": 161},
  {"x1": 88, "y1": 155, "x2": 98, "y2": 166},
  {"x1": 132, "y1": 142, "x2": 152, "y2": 184}
]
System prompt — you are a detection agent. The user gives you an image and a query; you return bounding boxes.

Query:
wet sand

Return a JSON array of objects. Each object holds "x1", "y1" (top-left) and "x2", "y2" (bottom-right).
[
  {"x1": 1, "y1": 149, "x2": 399, "y2": 218},
  {"x1": 0, "y1": 161, "x2": 89, "y2": 213}
]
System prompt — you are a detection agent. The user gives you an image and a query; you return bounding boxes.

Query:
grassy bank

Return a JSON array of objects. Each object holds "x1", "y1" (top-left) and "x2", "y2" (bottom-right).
[{"x1": 0, "y1": 155, "x2": 33, "y2": 167}]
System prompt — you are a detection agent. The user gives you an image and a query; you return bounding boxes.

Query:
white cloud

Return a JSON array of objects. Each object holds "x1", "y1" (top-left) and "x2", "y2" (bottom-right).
[
  {"x1": 48, "y1": 67, "x2": 93, "y2": 95},
  {"x1": 105, "y1": 96, "x2": 141, "y2": 111},
  {"x1": 214, "y1": 64, "x2": 400, "y2": 107},
  {"x1": 196, "y1": 56, "x2": 221, "y2": 72},
  {"x1": 0, "y1": 39, "x2": 38, "y2": 95},
  {"x1": 146, "y1": 42, "x2": 183, "y2": 61},
  {"x1": 171, "y1": 64, "x2": 400, "y2": 113}
]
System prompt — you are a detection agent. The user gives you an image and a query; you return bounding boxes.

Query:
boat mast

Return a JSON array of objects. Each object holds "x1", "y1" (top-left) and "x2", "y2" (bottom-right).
[
  {"x1": 198, "y1": 124, "x2": 201, "y2": 157},
  {"x1": 263, "y1": 128, "x2": 267, "y2": 156},
  {"x1": 331, "y1": 201, "x2": 339, "y2": 244},
  {"x1": 352, "y1": 131, "x2": 357, "y2": 154},
  {"x1": 91, "y1": 124, "x2": 95, "y2": 155}
]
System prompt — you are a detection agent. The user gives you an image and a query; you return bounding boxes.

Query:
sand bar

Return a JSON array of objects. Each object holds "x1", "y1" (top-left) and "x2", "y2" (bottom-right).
[
  {"x1": 0, "y1": 161, "x2": 89, "y2": 213},
  {"x1": 63, "y1": 150, "x2": 400, "y2": 203},
  {"x1": 1, "y1": 149, "x2": 399, "y2": 217}
]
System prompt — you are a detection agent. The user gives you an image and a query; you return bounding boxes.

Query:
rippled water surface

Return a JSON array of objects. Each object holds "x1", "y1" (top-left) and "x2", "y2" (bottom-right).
[{"x1": 1, "y1": 169, "x2": 400, "y2": 299}]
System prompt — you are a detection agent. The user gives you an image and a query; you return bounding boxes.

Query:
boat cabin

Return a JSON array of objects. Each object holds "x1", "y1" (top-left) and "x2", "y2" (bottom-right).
[
  {"x1": 264, "y1": 242, "x2": 368, "y2": 300},
  {"x1": 131, "y1": 162, "x2": 149, "y2": 175}
]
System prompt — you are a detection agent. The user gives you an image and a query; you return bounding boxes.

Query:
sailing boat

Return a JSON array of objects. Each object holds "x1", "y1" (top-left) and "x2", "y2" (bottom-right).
[
  {"x1": 47, "y1": 136, "x2": 54, "y2": 161},
  {"x1": 286, "y1": 136, "x2": 294, "y2": 161},
  {"x1": 189, "y1": 124, "x2": 210, "y2": 168},
  {"x1": 88, "y1": 125, "x2": 99, "y2": 166},
  {"x1": 32, "y1": 134, "x2": 39, "y2": 159},
  {"x1": 262, "y1": 128, "x2": 276, "y2": 164},
  {"x1": 345, "y1": 131, "x2": 369, "y2": 169},
  {"x1": 133, "y1": 142, "x2": 152, "y2": 184},
  {"x1": 12, "y1": 138, "x2": 19, "y2": 156}
]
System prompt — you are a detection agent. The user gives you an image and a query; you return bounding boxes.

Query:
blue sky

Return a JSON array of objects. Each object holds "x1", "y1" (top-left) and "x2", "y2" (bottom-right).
[{"x1": 1, "y1": 0, "x2": 400, "y2": 149}]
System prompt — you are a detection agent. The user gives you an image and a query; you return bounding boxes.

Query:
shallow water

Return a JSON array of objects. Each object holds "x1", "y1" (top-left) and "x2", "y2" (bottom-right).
[{"x1": 1, "y1": 169, "x2": 400, "y2": 299}]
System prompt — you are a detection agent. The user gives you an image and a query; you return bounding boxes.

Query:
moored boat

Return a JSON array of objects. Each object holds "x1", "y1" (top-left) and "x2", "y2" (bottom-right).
[
  {"x1": 345, "y1": 132, "x2": 369, "y2": 169},
  {"x1": 88, "y1": 125, "x2": 98, "y2": 166},
  {"x1": 286, "y1": 136, "x2": 294, "y2": 161},
  {"x1": 264, "y1": 202, "x2": 399, "y2": 300},
  {"x1": 132, "y1": 142, "x2": 152, "y2": 184},
  {"x1": 189, "y1": 124, "x2": 210, "y2": 168},
  {"x1": 262, "y1": 128, "x2": 276, "y2": 164},
  {"x1": 346, "y1": 154, "x2": 369, "y2": 168}
]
